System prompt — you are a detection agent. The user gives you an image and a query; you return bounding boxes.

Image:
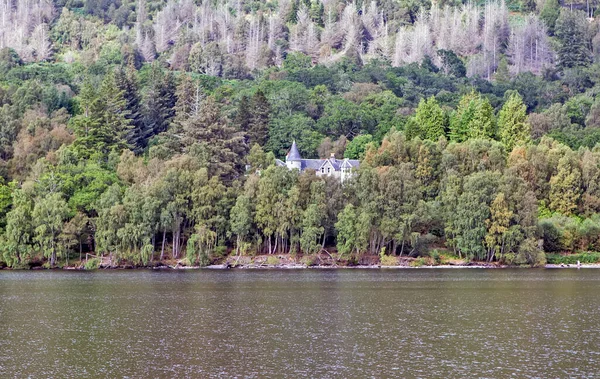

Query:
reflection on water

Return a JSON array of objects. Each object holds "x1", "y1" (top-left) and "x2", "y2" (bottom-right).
[{"x1": 0, "y1": 269, "x2": 599, "y2": 378}]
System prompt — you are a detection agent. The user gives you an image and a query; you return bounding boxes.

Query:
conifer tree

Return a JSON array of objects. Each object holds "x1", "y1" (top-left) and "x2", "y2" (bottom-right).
[
  {"x1": 413, "y1": 96, "x2": 446, "y2": 141},
  {"x1": 555, "y1": 9, "x2": 591, "y2": 69},
  {"x1": 115, "y1": 63, "x2": 144, "y2": 152},
  {"x1": 498, "y1": 92, "x2": 531, "y2": 151},
  {"x1": 469, "y1": 97, "x2": 496, "y2": 140},
  {"x1": 247, "y1": 90, "x2": 271, "y2": 146},
  {"x1": 540, "y1": 0, "x2": 560, "y2": 35},
  {"x1": 234, "y1": 95, "x2": 251, "y2": 136},
  {"x1": 449, "y1": 92, "x2": 496, "y2": 142},
  {"x1": 73, "y1": 72, "x2": 132, "y2": 158},
  {"x1": 142, "y1": 64, "x2": 176, "y2": 145},
  {"x1": 182, "y1": 96, "x2": 247, "y2": 181}
]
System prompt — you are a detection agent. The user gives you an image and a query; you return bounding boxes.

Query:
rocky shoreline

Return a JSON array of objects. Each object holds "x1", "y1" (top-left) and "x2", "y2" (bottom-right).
[{"x1": 8, "y1": 254, "x2": 600, "y2": 270}]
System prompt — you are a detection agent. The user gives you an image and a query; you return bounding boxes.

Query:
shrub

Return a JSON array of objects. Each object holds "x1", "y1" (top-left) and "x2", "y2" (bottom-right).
[
  {"x1": 515, "y1": 238, "x2": 547, "y2": 267},
  {"x1": 300, "y1": 255, "x2": 317, "y2": 267},
  {"x1": 546, "y1": 252, "x2": 600, "y2": 264},
  {"x1": 84, "y1": 258, "x2": 100, "y2": 270},
  {"x1": 410, "y1": 257, "x2": 428, "y2": 267},
  {"x1": 380, "y1": 254, "x2": 398, "y2": 266},
  {"x1": 266, "y1": 256, "x2": 279, "y2": 266}
]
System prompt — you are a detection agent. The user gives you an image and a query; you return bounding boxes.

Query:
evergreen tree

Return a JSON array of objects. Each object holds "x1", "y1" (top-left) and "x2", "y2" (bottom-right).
[
  {"x1": 247, "y1": 90, "x2": 270, "y2": 146},
  {"x1": 449, "y1": 92, "x2": 496, "y2": 142},
  {"x1": 115, "y1": 63, "x2": 144, "y2": 152},
  {"x1": 494, "y1": 56, "x2": 510, "y2": 83},
  {"x1": 182, "y1": 96, "x2": 247, "y2": 181},
  {"x1": 234, "y1": 95, "x2": 251, "y2": 136},
  {"x1": 555, "y1": 9, "x2": 591, "y2": 69},
  {"x1": 540, "y1": 0, "x2": 560, "y2": 35},
  {"x1": 412, "y1": 96, "x2": 447, "y2": 141},
  {"x1": 469, "y1": 97, "x2": 496, "y2": 140},
  {"x1": 72, "y1": 72, "x2": 132, "y2": 159},
  {"x1": 142, "y1": 64, "x2": 176, "y2": 145},
  {"x1": 498, "y1": 92, "x2": 531, "y2": 151}
]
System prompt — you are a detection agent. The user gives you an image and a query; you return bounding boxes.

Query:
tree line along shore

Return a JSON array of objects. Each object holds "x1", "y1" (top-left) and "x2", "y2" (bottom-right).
[{"x1": 1, "y1": 1, "x2": 600, "y2": 268}]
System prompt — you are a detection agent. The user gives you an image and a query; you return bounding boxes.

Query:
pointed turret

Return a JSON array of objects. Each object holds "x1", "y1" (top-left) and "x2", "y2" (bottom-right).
[
  {"x1": 286, "y1": 140, "x2": 302, "y2": 161},
  {"x1": 286, "y1": 141, "x2": 302, "y2": 170}
]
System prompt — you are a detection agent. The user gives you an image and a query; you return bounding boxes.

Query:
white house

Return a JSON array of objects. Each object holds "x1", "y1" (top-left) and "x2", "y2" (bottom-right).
[{"x1": 276, "y1": 141, "x2": 360, "y2": 182}]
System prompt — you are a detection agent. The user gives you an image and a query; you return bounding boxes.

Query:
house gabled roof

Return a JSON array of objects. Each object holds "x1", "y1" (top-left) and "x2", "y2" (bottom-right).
[{"x1": 341, "y1": 158, "x2": 360, "y2": 168}]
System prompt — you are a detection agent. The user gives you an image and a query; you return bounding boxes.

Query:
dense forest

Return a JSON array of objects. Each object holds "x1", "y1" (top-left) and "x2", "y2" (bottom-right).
[{"x1": 0, "y1": 0, "x2": 600, "y2": 268}]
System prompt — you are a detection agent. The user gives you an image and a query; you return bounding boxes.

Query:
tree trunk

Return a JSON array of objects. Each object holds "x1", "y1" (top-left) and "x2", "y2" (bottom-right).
[
  {"x1": 160, "y1": 230, "x2": 166, "y2": 261},
  {"x1": 268, "y1": 235, "x2": 272, "y2": 255}
]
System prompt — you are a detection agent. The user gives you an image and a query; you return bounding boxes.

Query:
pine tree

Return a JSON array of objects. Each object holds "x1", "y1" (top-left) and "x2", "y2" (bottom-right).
[
  {"x1": 469, "y1": 97, "x2": 496, "y2": 140},
  {"x1": 498, "y1": 92, "x2": 531, "y2": 151},
  {"x1": 234, "y1": 95, "x2": 251, "y2": 136},
  {"x1": 540, "y1": 0, "x2": 560, "y2": 35},
  {"x1": 182, "y1": 96, "x2": 247, "y2": 181},
  {"x1": 248, "y1": 90, "x2": 271, "y2": 146},
  {"x1": 449, "y1": 92, "x2": 477, "y2": 142},
  {"x1": 495, "y1": 56, "x2": 510, "y2": 83},
  {"x1": 450, "y1": 92, "x2": 496, "y2": 142},
  {"x1": 555, "y1": 9, "x2": 592, "y2": 69},
  {"x1": 142, "y1": 64, "x2": 176, "y2": 145},
  {"x1": 115, "y1": 63, "x2": 144, "y2": 152},
  {"x1": 414, "y1": 96, "x2": 446, "y2": 141},
  {"x1": 73, "y1": 72, "x2": 132, "y2": 159}
]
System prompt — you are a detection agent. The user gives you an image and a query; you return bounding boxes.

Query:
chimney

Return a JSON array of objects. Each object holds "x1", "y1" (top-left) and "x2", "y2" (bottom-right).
[{"x1": 330, "y1": 153, "x2": 335, "y2": 158}]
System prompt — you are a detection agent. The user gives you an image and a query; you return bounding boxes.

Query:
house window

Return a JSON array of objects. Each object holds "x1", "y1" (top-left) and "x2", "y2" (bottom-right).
[
  {"x1": 321, "y1": 167, "x2": 324, "y2": 174},
  {"x1": 327, "y1": 167, "x2": 331, "y2": 174}
]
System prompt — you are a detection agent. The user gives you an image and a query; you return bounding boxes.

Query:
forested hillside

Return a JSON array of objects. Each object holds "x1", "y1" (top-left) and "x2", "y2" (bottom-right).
[{"x1": 0, "y1": 0, "x2": 600, "y2": 268}]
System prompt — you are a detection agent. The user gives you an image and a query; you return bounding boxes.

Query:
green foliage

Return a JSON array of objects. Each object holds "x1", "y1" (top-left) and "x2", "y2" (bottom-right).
[
  {"x1": 408, "y1": 96, "x2": 447, "y2": 141},
  {"x1": 555, "y1": 10, "x2": 592, "y2": 69},
  {"x1": 72, "y1": 72, "x2": 132, "y2": 159},
  {"x1": 437, "y1": 50, "x2": 466, "y2": 78},
  {"x1": 33, "y1": 192, "x2": 70, "y2": 266},
  {"x1": 410, "y1": 257, "x2": 428, "y2": 267},
  {"x1": 498, "y1": 92, "x2": 530, "y2": 150},
  {"x1": 380, "y1": 254, "x2": 398, "y2": 266},
  {"x1": 546, "y1": 252, "x2": 600, "y2": 265},
  {"x1": 266, "y1": 255, "x2": 279, "y2": 265},
  {"x1": 4, "y1": 2, "x2": 600, "y2": 270},
  {"x1": 84, "y1": 257, "x2": 100, "y2": 270},
  {"x1": 450, "y1": 92, "x2": 496, "y2": 142},
  {"x1": 540, "y1": 0, "x2": 560, "y2": 34}
]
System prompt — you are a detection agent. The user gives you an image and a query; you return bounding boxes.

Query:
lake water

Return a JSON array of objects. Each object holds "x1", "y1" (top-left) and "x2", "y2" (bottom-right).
[{"x1": 1, "y1": 269, "x2": 599, "y2": 378}]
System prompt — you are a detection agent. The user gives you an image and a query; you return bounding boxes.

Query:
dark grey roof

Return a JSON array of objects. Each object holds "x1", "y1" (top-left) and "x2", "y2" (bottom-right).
[
  {"x1": 341, "y1": 159, "x2": 360, "y2": 168},
  {"x1": 301, "y1": 159, "x2": 323, "y2": 170},
  {"x1": 286, "y1": 141, "x2": 302, "y2": 161},
  {"x1": 299, "y1": 158, "x2": 360, "y2": 171}
]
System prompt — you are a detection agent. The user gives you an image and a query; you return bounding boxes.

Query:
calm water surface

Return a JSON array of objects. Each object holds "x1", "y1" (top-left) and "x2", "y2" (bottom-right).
[{"x1": 0, "y1": 269, "x2": 599, "y2": 378}]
